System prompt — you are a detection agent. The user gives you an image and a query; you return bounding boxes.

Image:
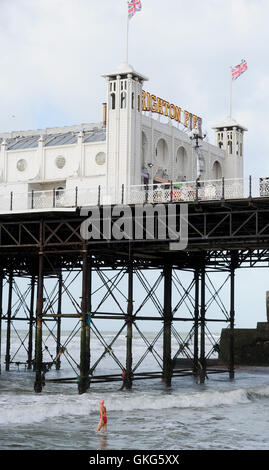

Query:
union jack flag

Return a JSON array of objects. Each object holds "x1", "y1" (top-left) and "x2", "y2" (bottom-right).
[
  {"x1": 128, "y1": 0, "x2": 142, "y2": 19},
  {"x1": 231, "y1": 59, "x2": 248, "y2": 81}
]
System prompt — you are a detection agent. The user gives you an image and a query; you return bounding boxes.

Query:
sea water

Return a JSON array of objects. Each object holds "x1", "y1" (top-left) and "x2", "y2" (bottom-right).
[{"x1": 0, "y1": 330, "x2": 269, "y2": 450}]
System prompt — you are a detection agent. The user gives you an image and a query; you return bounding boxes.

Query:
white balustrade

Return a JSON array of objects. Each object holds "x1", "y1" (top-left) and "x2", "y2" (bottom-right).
[{"x1": 1, "y1": 177, "x2": 269, "y2": 213}]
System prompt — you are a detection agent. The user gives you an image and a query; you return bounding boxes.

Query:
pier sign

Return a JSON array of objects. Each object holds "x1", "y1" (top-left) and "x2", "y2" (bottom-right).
[{"x1": 142, "y1": 90, "x2": 202, "y2": 133}]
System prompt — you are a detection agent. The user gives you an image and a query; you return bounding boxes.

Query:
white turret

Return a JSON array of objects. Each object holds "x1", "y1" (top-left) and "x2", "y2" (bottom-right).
[
  {"x1": 212, "y1": 116, "x2": 247, "y2": 179},
  {"x1": 102, "y1": 62, "x2": 148, "y2": 201}
]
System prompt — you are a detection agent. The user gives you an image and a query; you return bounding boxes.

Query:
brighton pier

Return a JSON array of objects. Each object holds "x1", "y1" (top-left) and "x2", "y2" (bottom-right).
[{"x1": 0, "y1": 61, "x2": 265, "y2": 394}]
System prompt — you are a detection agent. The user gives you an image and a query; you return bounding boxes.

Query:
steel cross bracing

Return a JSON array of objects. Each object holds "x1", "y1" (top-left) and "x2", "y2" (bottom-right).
[
  {"x1": 0, "y1": 258, "x2": 236, "y2": 392},
  {"x1": 0, "y1": 199, "x2": 269, "y2": 393}
]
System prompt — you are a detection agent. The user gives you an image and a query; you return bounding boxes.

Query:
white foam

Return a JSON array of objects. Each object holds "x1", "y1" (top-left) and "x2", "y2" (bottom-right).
[{"x1": 1, "y1": 385, "x2": 269, "y2": 426}]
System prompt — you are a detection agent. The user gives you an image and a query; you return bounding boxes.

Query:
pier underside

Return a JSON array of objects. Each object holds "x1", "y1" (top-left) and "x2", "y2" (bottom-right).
[{"x1": 1, "y1": 197, "x2": 269, "y2": 393}]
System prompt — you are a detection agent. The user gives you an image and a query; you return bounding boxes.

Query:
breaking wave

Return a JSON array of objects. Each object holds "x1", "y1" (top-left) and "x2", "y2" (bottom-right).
[{"x1": 1, "y1": 385, "x2": 269, "y2": 426}]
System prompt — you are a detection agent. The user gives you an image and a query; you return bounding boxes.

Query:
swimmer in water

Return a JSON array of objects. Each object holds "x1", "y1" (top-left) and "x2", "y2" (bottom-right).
[{"x1": 96, "y1": 400, "x2": 107, "y2": 432}]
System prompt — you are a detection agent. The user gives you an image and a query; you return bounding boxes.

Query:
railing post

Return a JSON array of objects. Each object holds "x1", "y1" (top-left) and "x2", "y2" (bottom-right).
[
  {"x1": 195, "y1": 179, "x2": 199, "y2": 202},
  {"x1": 31, "y1": 190, "x2": 34, "y2": 209},
  {"x1": 249, "y1": 175, "x2": 252, "y2": 199},
  {"x1": 53, "y1": 188, "x2": 56, "y2": 208},
  {"x1": 170, "y1": 181, "x2": 173, "y2": 203},
  {"x1": 222, "y1": 177, "x2": 225, "y2": 200},
  {"x1": 145, "y1": 183, "x2": 149, "y2": 203},
  {"x1": 121, "y1": 184, "x2": 125, "y2": 205},
  {"x1": 75, "y1": 186, "x2": 78, "y2": 207},
  {"x1": 98, "y1": 185, "x2": 101, "y2": 206},
  {"x1": 10, "y1": 191, "x2": 13, "y2": 211}
]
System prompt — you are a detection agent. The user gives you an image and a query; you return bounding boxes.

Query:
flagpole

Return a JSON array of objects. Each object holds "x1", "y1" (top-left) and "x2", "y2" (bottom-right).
[
  {"x1": 229, "y1": 66, "x2": 233, "y2": 118},
  {"x1": 126, "y1": 2, "x2": 129, "y2": 63}
]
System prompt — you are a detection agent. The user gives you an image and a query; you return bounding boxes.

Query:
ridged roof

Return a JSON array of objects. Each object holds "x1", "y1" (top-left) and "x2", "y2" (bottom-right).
[{"x1": 0, "y1": 127, "x2": 106, "y2": 151}]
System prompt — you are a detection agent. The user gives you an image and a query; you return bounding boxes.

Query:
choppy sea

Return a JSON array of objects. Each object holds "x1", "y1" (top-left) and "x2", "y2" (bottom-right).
[{"x1": 0, "y1": 330, "x2": 269, "y2": 451}]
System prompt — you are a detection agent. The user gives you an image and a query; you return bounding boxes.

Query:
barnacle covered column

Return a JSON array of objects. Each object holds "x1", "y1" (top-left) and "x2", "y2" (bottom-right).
[
  {"x1": 34, "y1": 242, "x2": 44, "y2": 393},
  {"x1": 229, "y1": 266, "x2": 235, "y2": 379},
  {"x1": 27, "y1": 275, "x2": 36, "y2": 370},
  {"x1": 56, "y1": 273, "x2": 63, "y2": 371},
  {"x1": 125, "y1": 259, "x2": 134, "y2": 389},
  {"x1": 199, "y1": 266, "x2": 206, "y2": 384},
  {"x1": 193, "y1": 268, "x2": 200, "y2": 376},
  {"x1": 229, "y1": 253, "x2": 238, "y2": 380},
  {"x1": 0, "y1": 270, "x2": 3, "y2": 374},
  {"x1": 5, "y1": 271, "x2": 13, "y2": 372},
  {"x1": 163, "y1": 264, "x2": 173, "y2": 386},
  {"x1": 78, "y1": 245, "x2": 91, "y2": 394}
]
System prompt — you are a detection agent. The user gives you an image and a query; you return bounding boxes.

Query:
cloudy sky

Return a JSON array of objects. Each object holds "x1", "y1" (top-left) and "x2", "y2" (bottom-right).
[
  {"x1": 1, "y1": 0, "x2": 268, "y2": 176},
  {"x1": 1, "y1": 0, "x2": 269, "y2": 328}
]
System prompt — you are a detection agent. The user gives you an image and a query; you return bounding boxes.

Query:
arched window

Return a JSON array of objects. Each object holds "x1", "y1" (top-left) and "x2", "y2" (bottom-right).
[
  {"x1": 137, "y1": 95, "x2": 140, "y2": 112},
  {"x1": 141, "y1": 131, "x2": 148, "y2": 168},
  {"x1": 121, "y1": 91, "x2": 127, "y2": 109},
  {"x1": 110, "y1": 92, "x2": 116, "y2": 110},
  {"x1": 228, "y1": 140, "x2": 233, "y2": 155},
  {"x1": 155, "y1": 138, "x2": 168, "y2": 164},
  {"x1": 132, "y1": 92, "x2": 135, "y2": 109},
  {"x1": 213, "y1": 161, "x2": 222, "y2": 180},
  {"x1": 55, "y1": 186, "x2": 65, "y2": 201},
  {"x1": 176, "y1": 146, "x2": 187, "y2": 181}
]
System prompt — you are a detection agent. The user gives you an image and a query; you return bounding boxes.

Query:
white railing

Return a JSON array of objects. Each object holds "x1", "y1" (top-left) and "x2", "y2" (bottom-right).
[{"x1": 1, "y1": 177, "x2": 269, "y2": 213}]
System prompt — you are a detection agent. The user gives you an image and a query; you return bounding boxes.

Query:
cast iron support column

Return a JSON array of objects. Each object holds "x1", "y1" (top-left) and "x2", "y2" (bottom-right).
[
  {"x1": 86, "y1": 257, "x2": 91, "y2": 385},
  {"x1": 78, "y1": 245, "x2": 91, "y2": 394},
  {"x1": 56, "y1": 273, "x2": 62, "y2": 371},
  {"x1": 125, "y1": 260, "x2": 134, "y2": 390},
  {"x1": 229, "y1": 265, "x2": 235, "y2": 379},
  {"x1": 5, "y1": 271, "x2": 13, "y2": 371},
  {"x1": 193, "y1": 268, "x2": 200, "y2": 376},
  {"x1": 34, "y1": 245, "x2": 44, "y2": 393},
  {"x1": 27, "y1": 275, "x2": 35, "y2": 370},
  {"x1": 0, "y1": 271, "x2": 3, "y2": 374},
  {"x1": 199, "y1": 266, "x2": 206, "y2": 384},
  {"x1": 163, "y1": 265, "x2": 173, "y2": 386}
]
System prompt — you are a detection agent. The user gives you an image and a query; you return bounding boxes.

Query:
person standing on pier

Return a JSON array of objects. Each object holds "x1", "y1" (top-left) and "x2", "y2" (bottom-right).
[{"x1": 96, "y1": 400, "x2": 107, "y2": 432}]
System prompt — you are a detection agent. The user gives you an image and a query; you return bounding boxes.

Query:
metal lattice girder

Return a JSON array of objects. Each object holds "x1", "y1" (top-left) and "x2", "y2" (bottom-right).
[
  {"x1": 0, "y1": 198, "x2": 267, "y2": 254},
  {"x1": 0, "y1": 201, "x2": 254, "y2": 391}
]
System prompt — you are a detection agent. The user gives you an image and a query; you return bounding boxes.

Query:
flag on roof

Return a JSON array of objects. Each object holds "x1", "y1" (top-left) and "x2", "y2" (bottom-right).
[
  {"x1": 128, "y1": 0, "x2": 142, "y2": 20},
  {"x1": 231, "y1": 59, "x2": 248, "y2": 81}
]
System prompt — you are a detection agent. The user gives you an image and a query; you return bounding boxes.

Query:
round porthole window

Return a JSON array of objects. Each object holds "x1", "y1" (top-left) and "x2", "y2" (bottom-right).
[
  {"x1": 17, "y1": 159, "x2": 27, "y2": 172},
  {"x1": 55, "y1": 155, "x2": 66, "y2": 169},
  {"x1": 95, "y1": 152, "x2": 106, "y2": 166}
]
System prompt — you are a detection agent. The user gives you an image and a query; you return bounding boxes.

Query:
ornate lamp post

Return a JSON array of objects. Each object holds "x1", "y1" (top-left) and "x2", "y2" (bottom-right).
[{"x1": 189, "y1": 128, "x2": 207, "y2": 180}]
